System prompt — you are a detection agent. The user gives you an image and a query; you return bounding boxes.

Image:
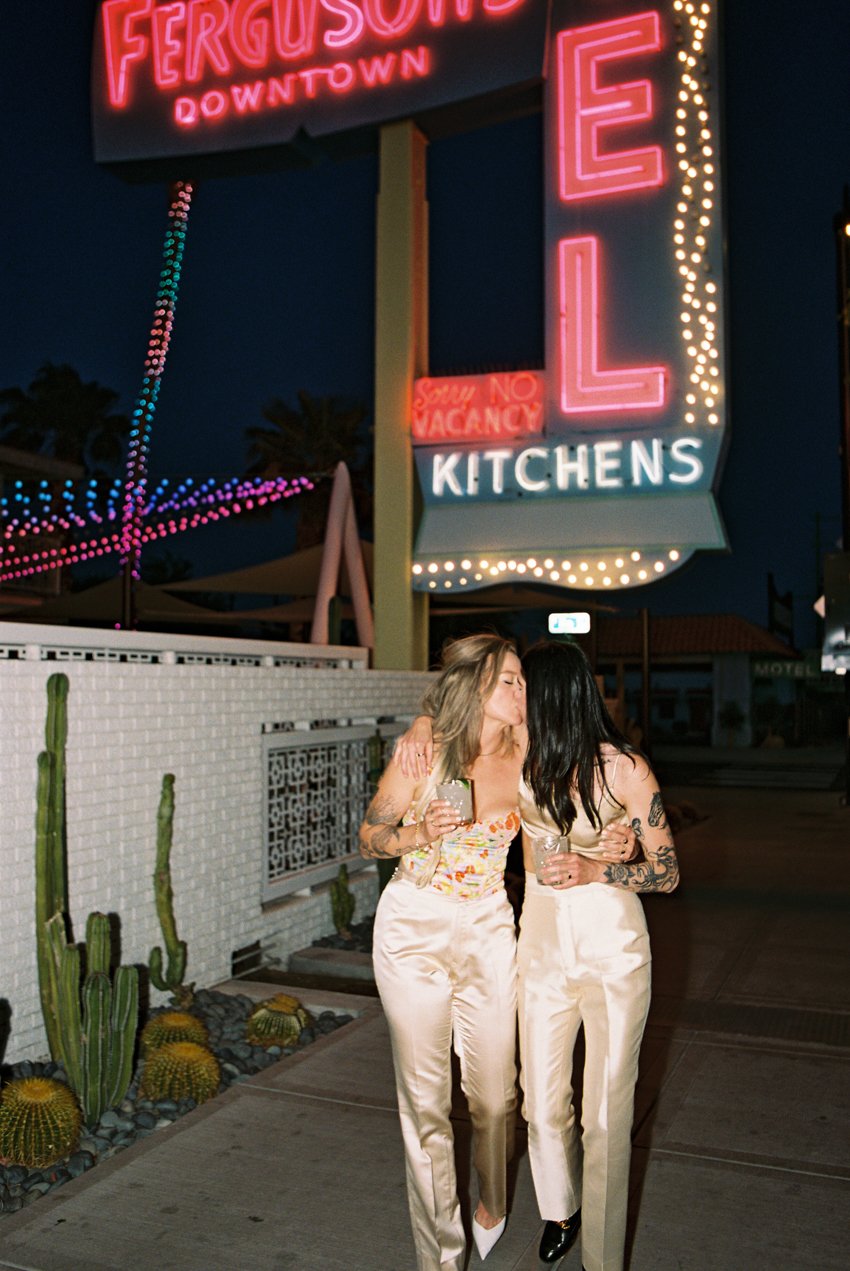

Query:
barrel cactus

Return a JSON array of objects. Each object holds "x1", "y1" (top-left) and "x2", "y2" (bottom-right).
[
  {"x1": 246, "y1": 993, "x2": 311, "y2": 1049},
  {"x1": 140, "y1": 1010, "x2": 209, "y2": 1056},
  {"x1": 0, "y1": 1076, "x2": 82, "y2": 1168},
  {"x1": 140, "y1": 1041, "x2": 221, "y2": 1105}
]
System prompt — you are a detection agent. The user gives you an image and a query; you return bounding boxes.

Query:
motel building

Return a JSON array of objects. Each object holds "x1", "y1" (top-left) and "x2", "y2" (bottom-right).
[{"x1": 575, "y1": 613, "x2": 843, "y2": 750}]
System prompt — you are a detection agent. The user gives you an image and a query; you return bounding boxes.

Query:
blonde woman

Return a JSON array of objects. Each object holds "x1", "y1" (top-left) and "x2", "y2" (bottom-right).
[{"x1": 358, "y1": 634, "x2": 526, "y2": 1270}]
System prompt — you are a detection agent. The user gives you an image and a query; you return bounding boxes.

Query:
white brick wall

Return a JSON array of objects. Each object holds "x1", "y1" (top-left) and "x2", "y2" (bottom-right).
[{"x1": 0, "y1": 624, "x2": 430, "y2": 1063}]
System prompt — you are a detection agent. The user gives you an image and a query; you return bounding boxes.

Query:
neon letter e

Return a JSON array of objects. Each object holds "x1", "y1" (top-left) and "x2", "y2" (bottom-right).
[{"x1": 558, "y1": 10, "x2": 664, "y2": 201}]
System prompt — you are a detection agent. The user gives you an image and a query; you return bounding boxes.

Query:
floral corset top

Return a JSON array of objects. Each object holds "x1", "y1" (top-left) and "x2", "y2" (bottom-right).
[{"x1": 397, "y1": 809, "x2": 521, "y2": 900}]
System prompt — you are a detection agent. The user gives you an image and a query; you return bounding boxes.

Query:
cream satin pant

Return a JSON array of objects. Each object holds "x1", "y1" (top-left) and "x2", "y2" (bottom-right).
[
  {"x1": 517, "y1": 872, "x2": 651, "y2": 1271},
  {"x1": 373, "y1": 876, "x2": 518, "y2": 1271}
]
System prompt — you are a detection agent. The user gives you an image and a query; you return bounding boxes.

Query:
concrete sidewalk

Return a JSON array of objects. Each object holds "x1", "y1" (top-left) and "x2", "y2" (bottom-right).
[{"x1": 1, "y1": 781, "x2": 848, "y2": 1271}]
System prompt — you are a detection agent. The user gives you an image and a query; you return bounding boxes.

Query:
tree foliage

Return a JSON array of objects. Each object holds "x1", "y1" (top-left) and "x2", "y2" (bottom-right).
[
  {"x1": 245, "y1": 390, "x2": 372, "y2": 548},
  {"x1": 0, "y1": 362, "x2": 130, "y2": 476}
]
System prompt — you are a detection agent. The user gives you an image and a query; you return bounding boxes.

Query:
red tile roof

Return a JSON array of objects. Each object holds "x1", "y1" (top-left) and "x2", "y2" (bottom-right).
[{"x1": 587, "y1": 613, "x2": 798, "y2": 658}]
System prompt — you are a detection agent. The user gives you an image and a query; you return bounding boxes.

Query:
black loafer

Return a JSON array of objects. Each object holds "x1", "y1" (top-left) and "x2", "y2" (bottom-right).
[{"x1": 539, "y1": 1210, "x2": 581, "y2": 1263}]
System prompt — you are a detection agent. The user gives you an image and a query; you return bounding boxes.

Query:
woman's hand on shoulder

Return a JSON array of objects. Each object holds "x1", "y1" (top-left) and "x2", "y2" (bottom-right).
[{"x1": 392, "y1": 715, "x2": 434, "y2": 779}]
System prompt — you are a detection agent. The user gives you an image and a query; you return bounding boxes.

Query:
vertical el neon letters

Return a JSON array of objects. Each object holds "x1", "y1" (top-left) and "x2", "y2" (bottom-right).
[
  {"x1": 558, "y1": 236, "x2": 666, "y2": 414},
  {"x1": 558, "y1": 11, "x2": 664, "y2": 201}
]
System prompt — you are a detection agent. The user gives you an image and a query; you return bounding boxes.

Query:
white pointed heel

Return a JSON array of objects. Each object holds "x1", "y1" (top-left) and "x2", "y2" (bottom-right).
[{"x1": 472, "y1": 1214, "x2": 506, "y2": 1260}]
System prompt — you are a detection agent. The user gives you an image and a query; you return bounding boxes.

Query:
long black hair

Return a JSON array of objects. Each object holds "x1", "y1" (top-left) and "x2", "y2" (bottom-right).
[{"x1": 522, "y1": 640, "x2": 635, "y2": 833}]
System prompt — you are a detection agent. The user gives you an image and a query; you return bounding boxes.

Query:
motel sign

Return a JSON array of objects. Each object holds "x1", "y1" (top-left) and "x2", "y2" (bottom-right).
[{"x1": 92, "y1": 0, "x2": 728, "y2": 596}]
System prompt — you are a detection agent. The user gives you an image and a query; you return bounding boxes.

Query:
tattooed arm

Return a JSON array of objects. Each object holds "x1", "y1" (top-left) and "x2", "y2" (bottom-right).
[
  {"x1": 357, "y1": 763, "x2": 460, "y2": 860},
  {"x1": 600, "y1": 755, "x2": 679, "y2": 893},
  {"x1": 544, "y1": 755, "x2": 679, "y2": 893}
]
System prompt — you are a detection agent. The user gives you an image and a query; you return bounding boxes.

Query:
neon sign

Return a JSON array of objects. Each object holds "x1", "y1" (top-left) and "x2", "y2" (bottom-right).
[
  {"x1": 556, "y1": 11, "x2": 665, "y2": 202},
  {"x1": 557, "y1": 235, "x2": 667, "y2": 415},
  {"x1": 92, "y1": 0, "x2": 545, "y2": 158},
  {"x1": 91, "y1": 0, "x2": 727, "y2": 595},
  {"x1": 412, "y1": 372, "x2": 544, "y2": 445},
  {"x1": 412, "y1": 0, "x2": 728, "y2": 593}
]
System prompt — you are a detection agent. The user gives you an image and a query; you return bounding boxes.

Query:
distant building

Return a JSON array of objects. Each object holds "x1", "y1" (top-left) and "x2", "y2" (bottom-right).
[{"x1": 579, "y1": 612, "x2": 838, "y2": 748}]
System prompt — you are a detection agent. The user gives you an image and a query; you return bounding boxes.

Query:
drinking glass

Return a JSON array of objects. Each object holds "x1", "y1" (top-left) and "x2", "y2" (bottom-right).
[
  {"x1": 435, "y1": 778, "x2": 474, "y2": 823},
  {"x1": 533, "y1": 833, "x2": 565, "y2": 883}
]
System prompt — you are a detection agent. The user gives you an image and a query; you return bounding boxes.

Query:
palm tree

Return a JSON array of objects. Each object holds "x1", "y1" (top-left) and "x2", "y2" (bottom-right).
[
  {"x1": 0, "y1": 362, "x2": 130, "y2": 475},
  {"x1": 245, "y1": 390, "x2": 372, "y2": 548}
]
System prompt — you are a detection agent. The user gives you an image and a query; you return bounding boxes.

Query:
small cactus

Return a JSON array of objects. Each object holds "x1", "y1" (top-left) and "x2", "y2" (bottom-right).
[
  {"x1": 0, "y1": 1076, "x2": 82, "y2": 1168},
  {"x1": 140, "y1": 1041, "x2": 221, "y2": 1105},
  {"x1": 246, "y1": 993, "x2": 311, "y2": 1049},
  {"x1": 149, "y1": 774, "x2": 193, "y2": 1007},
  {"x1": 330, "y1": 862, "x2": 356, "y2": 939},
  {"x1": 140, "y1": 1011, "x2": 209, "y2": 1056}
]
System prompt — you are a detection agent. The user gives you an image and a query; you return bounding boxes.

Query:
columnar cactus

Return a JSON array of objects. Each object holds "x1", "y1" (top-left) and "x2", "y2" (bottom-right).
[
  {"x1": 330, "y1": 862, "x2": 356, "y2": 939},
  {"x1": 0, "y1": 1076, "x2": 82, "y2": 1168},
  {"x1": 149, "y1": 773, "x2": 193, "y2": 1006},
  {"x1": 46, "y1": 912, "x2": 139, "y2": 1127},
  {"x1": 35, "y1": 672, "x2": 70, "y2": 1061}
]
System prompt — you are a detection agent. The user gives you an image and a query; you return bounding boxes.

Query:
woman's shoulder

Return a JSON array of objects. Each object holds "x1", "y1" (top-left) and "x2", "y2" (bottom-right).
[
  {"x1": 599, "y1": 744, "x2": 648, "y2": 788},
  {"x1": 605, "y1": 746, "x2": 655, "y2": 795}
]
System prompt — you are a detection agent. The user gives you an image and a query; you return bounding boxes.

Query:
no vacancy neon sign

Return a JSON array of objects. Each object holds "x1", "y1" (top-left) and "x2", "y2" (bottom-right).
[{"x1": 92, "y1": 0, "x2": 727, "y2": 594}]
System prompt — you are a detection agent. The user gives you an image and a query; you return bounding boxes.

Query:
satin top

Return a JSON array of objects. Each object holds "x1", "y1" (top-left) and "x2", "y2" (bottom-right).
[
  {"x1": 518, "y1": 753, "x2": 628, "y2": 859},
  {"x1": 398, "y1": 809, "x2": 521, "y2": 899}
]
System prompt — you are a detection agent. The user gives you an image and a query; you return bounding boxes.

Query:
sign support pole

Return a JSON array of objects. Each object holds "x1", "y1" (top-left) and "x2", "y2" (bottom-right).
[{"x1": 373, "y1": 120, "x2": 429, "y2": 670}]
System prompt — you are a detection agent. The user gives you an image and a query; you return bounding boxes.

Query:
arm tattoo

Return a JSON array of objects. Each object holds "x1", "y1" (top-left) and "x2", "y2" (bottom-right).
[
  {"x1": 648, "y1": 792, "x2": 668, "y2": 829},
  {"x1": 602, "y1": 836, "x2": 679, "y2": 893},
  {"x1": 631, "y1": 816, "x2": 644, "y2": 840},
  {"x1": 359, "y1": 794, "x2": 405, "y2": 859}
]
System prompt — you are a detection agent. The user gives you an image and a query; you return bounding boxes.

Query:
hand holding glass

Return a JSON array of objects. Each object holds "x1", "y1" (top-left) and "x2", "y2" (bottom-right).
[
  {"x1": 435, "y1": 778, "x2": 474, "y2": 824},
  {"x1": 533, "y1": 834, "x2": 566, "y2": 883}
]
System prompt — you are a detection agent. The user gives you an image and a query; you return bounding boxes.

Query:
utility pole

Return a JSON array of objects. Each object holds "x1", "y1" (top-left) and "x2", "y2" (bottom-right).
[{"x1": 833, "y1": 189, "x2": 850, "y2": 803}]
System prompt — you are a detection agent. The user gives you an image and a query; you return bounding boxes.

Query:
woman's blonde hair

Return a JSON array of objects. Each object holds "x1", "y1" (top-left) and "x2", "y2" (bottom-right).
[{"x1": 421, "y1": 633, "x2": 517, "y2": 788}]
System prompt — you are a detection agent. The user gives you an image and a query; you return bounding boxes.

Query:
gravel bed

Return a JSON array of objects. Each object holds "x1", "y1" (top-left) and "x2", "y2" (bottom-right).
[
  {"x1": 0, "y1": 987, "x2": 353, "y2": 1216},
  {"x1": 311, "y1": 916, "x2": 374, "y2": 954}
]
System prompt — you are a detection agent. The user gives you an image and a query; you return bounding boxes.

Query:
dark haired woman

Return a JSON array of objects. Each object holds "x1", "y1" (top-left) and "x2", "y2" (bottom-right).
[
  {"x1": 358, "y1": 634, "x2": 526, "y2": 1270},
  {"x1": 518, "y1": 639, "x2": 678, "y2": 1271}
]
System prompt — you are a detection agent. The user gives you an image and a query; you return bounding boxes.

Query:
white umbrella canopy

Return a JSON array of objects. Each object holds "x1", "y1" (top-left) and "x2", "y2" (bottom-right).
[
  {"x1": 167, "y1": 541, "x2": 374, "y2": 598},
  {"x1": 0, "y1": 578, "x2": 239, "y2": 625}
]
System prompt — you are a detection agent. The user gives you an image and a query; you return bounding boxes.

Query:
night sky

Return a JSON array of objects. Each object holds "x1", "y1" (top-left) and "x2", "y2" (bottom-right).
[{"x1": 3, "y1": 1, "x2": 849, "y2": 648}]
